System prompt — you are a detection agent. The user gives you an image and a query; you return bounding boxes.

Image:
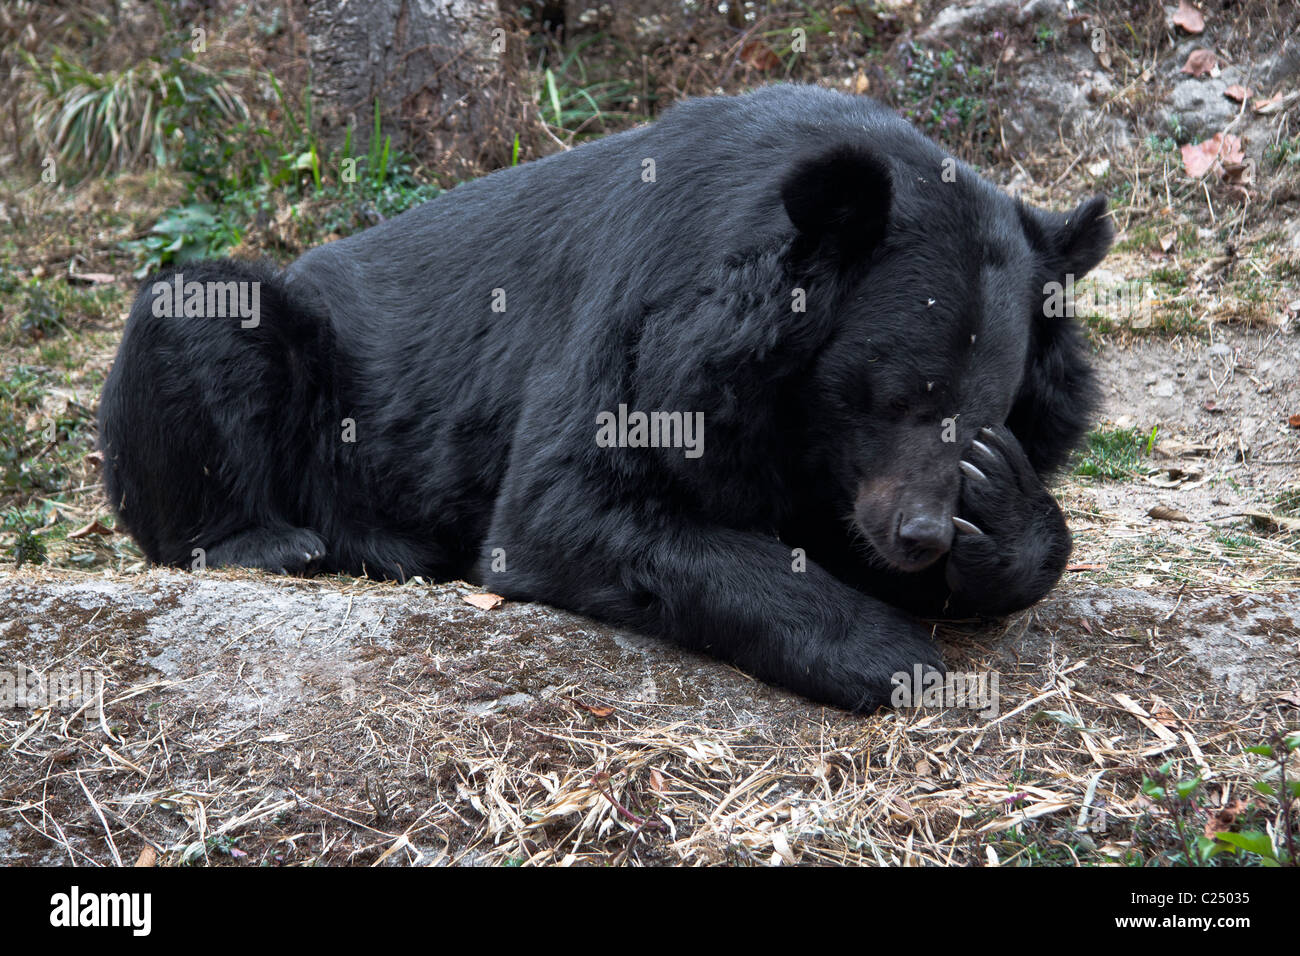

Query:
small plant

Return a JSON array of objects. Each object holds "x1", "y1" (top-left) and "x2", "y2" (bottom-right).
[
  {"x1": 1140, "y1": 761, "x2": 1204, "y2": 864},
  {"x1": 23, "y1": 46, "x2": 247, "y2": 179},
  {"x1": 0, "y1": 365, "x2": 90, "y2": 497},
  {"x1": 124, "y1": 203, "x2": 235, "y2": 278},
  {"x1": 895, "y1": 43, "x2": 994, "y2": 156},
  {"x1": 2, "y1": 504, "x2": 57, "y2": 567},
  {"x1": 1144, "y1": 134, "x2": 1177, "y2": 154},
  {"x1": 1073, "y1": 427, "x2": 1144, "y2": 479},
  {"x1": 10, "y1": 525, "x2": 48, "y2": 567},
  {"x1": 1264, "y1": 136, "x2": 1300, "y2": 168},
  {"x1": 1166, "y1": 113, "x2": 1189, "y2": 145},
  {"x1": 1199, "y1": 733, "x2": 1299, "y2": 866},
  {"x1": 533, "y1": 36, "x2": 644, "y2": 141},
  {"x1": 124, "y1": 82, "x2": 445, "y2": 276},
  {"x1": 3, "y1": 278, "x2": 125, "y2": 345}
]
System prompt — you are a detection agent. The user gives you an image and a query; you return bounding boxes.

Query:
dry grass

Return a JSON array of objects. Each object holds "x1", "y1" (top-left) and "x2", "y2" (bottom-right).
[{"x1": 1, "y1": 568, "x2": 1296, "y2": 866}]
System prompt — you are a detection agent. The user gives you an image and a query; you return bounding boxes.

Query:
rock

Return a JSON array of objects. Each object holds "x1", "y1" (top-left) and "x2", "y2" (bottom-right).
[
  {"x1": 1260, "y1": 37, "x2": 1300, "y2": 87},
  {"x1": 1166, "y1": 67, "x2": 1248, "y2": 139},
  {"x1": 922, "y1": 0, "x2": 1066, "y2": 42}
]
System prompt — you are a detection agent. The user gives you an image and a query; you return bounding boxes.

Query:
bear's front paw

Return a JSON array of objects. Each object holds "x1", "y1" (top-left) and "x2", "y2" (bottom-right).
[
  {"x1": 820, "y1": 617, "x2": 946, "y2": 713},
  {"x1": 944, "y1": 425, "x2": 1071, "y2": 616}
]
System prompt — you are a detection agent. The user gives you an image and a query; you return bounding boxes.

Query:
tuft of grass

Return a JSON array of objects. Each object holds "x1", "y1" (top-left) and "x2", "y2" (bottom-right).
[
  {"x1": 23, "y1": 47, "x2": 247, "y2": 179},
  {"x1": 0, "y1": 364, "x2": 95, "y2": 500},
  {"x1": 1277, "y1": 486, "x2": 1300, "y2": 518},
  {"x1": 2, "y1": 277, "x2": 125, "y2": 347},
  {"x1": 895, "y1": 42, "x2": 994, "y2": 154},
  {"x1": 1073, "y1": 427, "x2": 1145, "y2": 479},
  {"x1": 535, "y1": 36, "x2": 645, "y2": 142},
  {"x1": 1264, "y1": 135, "x2": 1300, "y2": 169}
]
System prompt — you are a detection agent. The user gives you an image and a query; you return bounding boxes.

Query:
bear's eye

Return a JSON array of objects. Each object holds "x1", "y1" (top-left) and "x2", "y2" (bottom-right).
[{"x1": 887, "y1": 396, "x2": 909, "y2": 415}]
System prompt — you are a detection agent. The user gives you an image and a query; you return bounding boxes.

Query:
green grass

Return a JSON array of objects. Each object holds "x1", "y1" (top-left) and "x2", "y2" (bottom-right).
[
  {"x1": 23, "y1": 46, "x2": 247, "y2": 180},
  {"x1": 1111, "y1": 222, "x2": 1204, "y2": 255},
  {"x1": 2, "y1": 276, "x2": 126, "y2": 346},
  {"x1": 535, "y1": 34, "x2": 646, "y2": 141},
  {"x1": 1264, "y1": 135, "x2": 1300, "y2": 169},
  {"x1": 1073, "y1": 427, "x2": 1146, "y2": 479},
  {"x1": 1277, "y1": 487, "x2": 1300, "y2": 517},
  {"x1": 1215, "y1": 532, "x2": 1262, "y2": 550},
  {"x1": 0, "y1": 363, "x2": 99, "y2": 501}
]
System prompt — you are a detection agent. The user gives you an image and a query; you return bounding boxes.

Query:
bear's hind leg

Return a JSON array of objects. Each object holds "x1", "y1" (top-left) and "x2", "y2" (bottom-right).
[{"x1": 205, "y1": 526, "x2": 327, "y2": 574}]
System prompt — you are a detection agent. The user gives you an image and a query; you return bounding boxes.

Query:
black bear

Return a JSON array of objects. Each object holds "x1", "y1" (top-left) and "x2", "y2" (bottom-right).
[{"x1": 98, "y1": 84, "x2": 1112, "y2": 712}]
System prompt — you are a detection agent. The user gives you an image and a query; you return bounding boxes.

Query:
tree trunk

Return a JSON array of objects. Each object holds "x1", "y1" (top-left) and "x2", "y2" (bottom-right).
[{"x1": 304, "y1": 0, "x2": 536, "y2": 178}]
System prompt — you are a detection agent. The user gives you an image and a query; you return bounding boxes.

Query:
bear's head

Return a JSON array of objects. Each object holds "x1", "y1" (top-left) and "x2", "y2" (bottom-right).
[{"x1": 782, "y1": 142, "x2": 1112, "y2": 572}]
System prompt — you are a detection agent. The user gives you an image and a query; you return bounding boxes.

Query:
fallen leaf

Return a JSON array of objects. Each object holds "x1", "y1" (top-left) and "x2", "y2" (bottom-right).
[
  {"x1": 1252, "y1": 91, "x2": 1285, "y2": 114},
  {"x1": 1289, "y1": 413, "x2": 1300, "y2": 428},
  {"x1": 1180, "y1": 132, "x2": 1244, "y2": 179},
  {"x1": 1204, "y1": 799, "x2": 1253, "y2": 838},
  {"x1": 85, "y1": 450, "x2": 104, "y2": 467},
  {"x1": 770, "y1": 830, "x2": 796, "y2": 866},
  {"x1": 68, "y1": 518, "x2": 115, "y2": 539},
  {"x1": 1171, "y1": 0, "x2": 1205, "y2": 34},
  {"x1": 1223, "y1": 84, "x2": 1252, "y2": 103},
  {"x1": 1159, "y1": 230, "x2": 1177, "y2": 252},
  {"x1": 1221, "y1": 160, "x2": 1253, "y2": 187},
  {"x1": 462, "y1": 592, "x2": 504, "y2": 610},
  {"x1": 1144, "y1": 467, "x2": 1209, "y2": 489},
  {"x1": 1180, "y1": 49, "x2": 1216, "y2": 76},
  {"x1": 1066, "y1": 563, "x2": 1105, "y2": 571},
  {"x1": 1243, "y1": 510, "x2": 1300, "y2": 533},
  {"x1": 740, "y1": 39, "x2": 781, "y2": 72},
  {"x1": 1148, "y1": 505, "x2": 1191, "y2": 522},
  {"x1": 67, "y1": 271, "x2": 117, "y2": 285},
  {"x1": 135, "y1": 847, "x2": 157, "y2": 867},
  {"x1": 1150, "y1": 702, "x2": 1180, "y2": 728},
  {"x1": 890, "y1": 795, "x2": 916, "y2": 820},
  {"x1": 574, "y1": 700, "x2": 615, "y2": 718}
]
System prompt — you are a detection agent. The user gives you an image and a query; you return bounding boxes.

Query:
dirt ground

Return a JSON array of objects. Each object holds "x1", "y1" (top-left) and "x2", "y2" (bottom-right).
[{"x1": 0, "y1": 552, "x2": 1296, "y2": 866}]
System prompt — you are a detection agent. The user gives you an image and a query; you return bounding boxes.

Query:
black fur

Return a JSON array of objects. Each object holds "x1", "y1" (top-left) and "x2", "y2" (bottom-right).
[{"x1": 99, "y1": 85, "x2": 1112, "y2": 711}]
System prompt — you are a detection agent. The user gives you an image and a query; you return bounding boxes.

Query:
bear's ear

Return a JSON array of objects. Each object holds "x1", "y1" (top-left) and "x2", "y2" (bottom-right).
[
  {"x1": 1019, "y1": 195, "x2": 1113, "y2": 279},
  {"x1": 781, "y1": 144, "x2": 891, "y2": 256}
]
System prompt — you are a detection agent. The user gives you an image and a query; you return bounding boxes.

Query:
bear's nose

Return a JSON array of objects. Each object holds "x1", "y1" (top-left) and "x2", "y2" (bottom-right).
[{"x1": 897, "y1": 512, "x2": 953, "y2": 556}]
